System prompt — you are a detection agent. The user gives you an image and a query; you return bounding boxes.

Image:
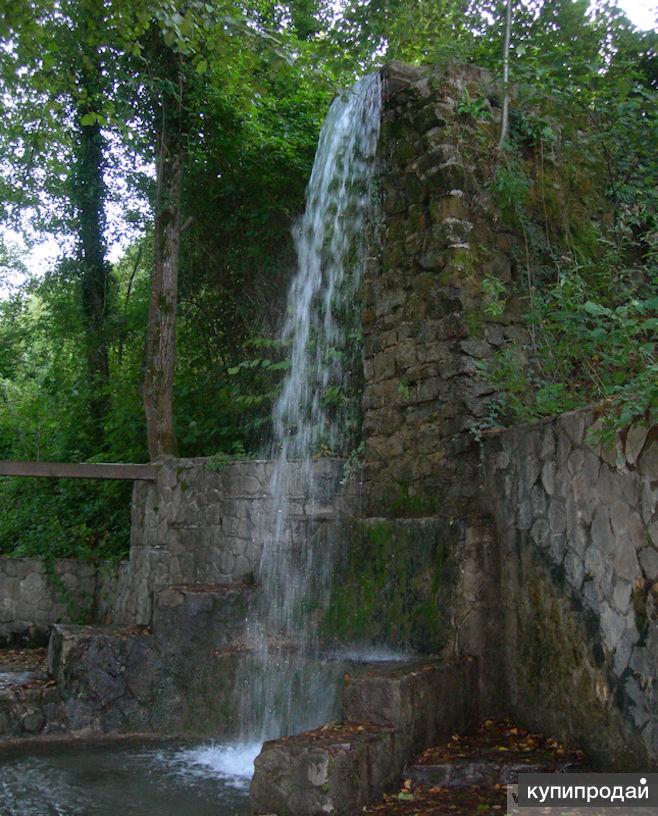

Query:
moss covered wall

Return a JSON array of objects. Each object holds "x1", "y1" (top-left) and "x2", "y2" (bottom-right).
[
  {"x1": 362, "y1": 61, "x2": 528, "y2": 516},
  {"x1": 322, "y1": 518, "x2": 462, "y2": 654},
  {"x1": 363, "y1": 63, "x2": 657, "y2": 768}
]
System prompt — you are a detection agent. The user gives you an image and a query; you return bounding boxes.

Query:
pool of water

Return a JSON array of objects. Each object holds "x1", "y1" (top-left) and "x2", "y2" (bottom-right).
[{"x1": 0, "y1": 739, "x2": 258, "y2": 816}]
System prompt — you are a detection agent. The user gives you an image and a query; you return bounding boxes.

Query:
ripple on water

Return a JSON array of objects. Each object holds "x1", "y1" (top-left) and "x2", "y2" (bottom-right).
[{"x1": 0, "y1": 740, "x2": 253, "y2": 816}]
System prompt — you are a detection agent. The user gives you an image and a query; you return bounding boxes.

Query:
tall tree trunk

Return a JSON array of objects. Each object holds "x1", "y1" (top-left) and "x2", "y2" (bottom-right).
[
  {"x1": 143, "y1": 54, "x2": 185, "y2": 459},
  {"x1": 72, "y1": 54, "x2": 113, "y2": 446},
  {"x1": 498, "y1": 0, "x2": 513, "y2": 149}
]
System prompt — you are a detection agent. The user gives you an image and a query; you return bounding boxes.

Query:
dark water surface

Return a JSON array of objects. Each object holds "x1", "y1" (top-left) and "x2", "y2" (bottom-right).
[{"x1": 0, "y1": 739, "x2": 252, "y2": 816}]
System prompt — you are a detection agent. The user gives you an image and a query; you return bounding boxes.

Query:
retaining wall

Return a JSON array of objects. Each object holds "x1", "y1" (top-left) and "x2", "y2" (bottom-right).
[
  {"x1": 483, "y1": 409, "x2": 656, "y2": 766},
  {"x1": 362, "y1": 61, "x2": 528, "y2": 515},
  {"x1": 0, "y1": 558, "x2": 126, "y2": 646},
  {"x1": 1, "y1": 458, "x2": 356, "y2": 634},
  {"x1": 117, "y1": 456, "x2": 356, "y2": 624}
]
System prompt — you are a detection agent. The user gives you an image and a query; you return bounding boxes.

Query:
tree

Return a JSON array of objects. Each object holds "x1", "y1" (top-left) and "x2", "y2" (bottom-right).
[
  {"x1": 498, "y1": 0, "x2": 512, "y2": 148},
  {"x1": 0, "y1": 0, "x2": 119, "y2": 444},
  {"x1": 70, "y1": 2, "x2": 116, "y2": 441},
  {"x1": 121, "y1": 0, "x2": 305, "y2": 458},
  {"x1": 141, "y1": 27, "x2": 187, "y2": 458}
]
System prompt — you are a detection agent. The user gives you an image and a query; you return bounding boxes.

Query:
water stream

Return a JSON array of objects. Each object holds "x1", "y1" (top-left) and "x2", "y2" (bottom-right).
[
  {"x1": 0, "y1": 740, "x2": 251, "y2": 816},
  {"x1": 235, "y1": 73, "x2": 382, "y2": 748}
]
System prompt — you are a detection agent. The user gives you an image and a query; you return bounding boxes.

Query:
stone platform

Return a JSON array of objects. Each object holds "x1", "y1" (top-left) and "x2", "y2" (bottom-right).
[
  {"x1": 250, "y1": 657, "x2": 479, "y2": 815},
  {"x1": 0, "y1": 583, "x2": 252, "y2": 740}
]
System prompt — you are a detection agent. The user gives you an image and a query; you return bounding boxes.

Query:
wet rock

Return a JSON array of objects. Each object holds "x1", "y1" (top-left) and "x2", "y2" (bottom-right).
[{"x1": 251, "y1": 724, "x2": 398, "y2": 816}]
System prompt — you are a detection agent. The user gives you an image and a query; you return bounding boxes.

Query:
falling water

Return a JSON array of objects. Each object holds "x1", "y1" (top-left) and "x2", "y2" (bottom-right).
[{"x1": 235, "y1": 73, "x2": 382, "y2": 745}]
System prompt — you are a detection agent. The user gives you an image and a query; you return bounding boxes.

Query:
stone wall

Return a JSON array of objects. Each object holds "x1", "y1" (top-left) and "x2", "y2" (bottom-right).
[
  {"x1": 362, "y1": 61, "x2": 527, "y2": 515},
  {"x1": 321, "y1": 515, "x2": 503, "y2": 711},
  {"x1": 118, "y1": 456, "x2": 356, "y2": 624},
  {"x1": 482, "y1": 409, "x2": 656, "y2": 767},
  {"x1": 0, "y1": 584, "x2": 251, "y2": 740},
  {"x1": 0, "y1": 458, "x2": 355, "y2": 637},
  {"x1": 363, "y1": 60, "x2": 656, "y2": 767},
  {"x1": 0, "y1": 558, "x2": 125, "y2": 646}
]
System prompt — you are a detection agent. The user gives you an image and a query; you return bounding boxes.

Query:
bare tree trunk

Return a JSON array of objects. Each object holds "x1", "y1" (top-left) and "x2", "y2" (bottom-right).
[
  {"x1": 498, "y1": 0, "x2": 513, "y2": 149},
  {"x1": 143, "y1": 59, "x2": 185, "y2": 460}
]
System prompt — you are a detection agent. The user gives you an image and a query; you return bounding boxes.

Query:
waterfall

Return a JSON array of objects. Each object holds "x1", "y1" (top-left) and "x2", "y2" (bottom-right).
[{"x1": 235, "y1": 73, "x2": 382, "y2": 745}]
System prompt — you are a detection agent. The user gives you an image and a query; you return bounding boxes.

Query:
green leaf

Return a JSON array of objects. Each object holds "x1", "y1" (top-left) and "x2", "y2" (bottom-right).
[
  {"x1": 582, "y1": 301, "x2": 609, "y2": 317},
  {"x1": 196, "y1": 59, "x2": 208, "y2": 74}
]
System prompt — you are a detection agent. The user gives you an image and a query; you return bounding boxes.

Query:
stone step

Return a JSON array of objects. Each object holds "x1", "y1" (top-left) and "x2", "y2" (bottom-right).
[
  {"x1": 250, "y1": 658, "x2": 480, "y2": 816},
  {"x1": 151, "y1": 583, "x2": 252, "y2": 653},
  {"x1": 342, "y1": 656, "x2": 479, "y2": 758},
  {"x1": 44, "y1": 605, "x2": 247, "y2": 737},
  {"x1": 407, "y1": 756, "x2": 555, "y2": 787},
  {"x1": 47, "y1": 623, "x2": 151, "y2": 685},
  {"x1": 362, "y1": 718, "x2": 588, "y2": 815},
  {"x1": 404, "y1": 717, "x2": 586, "y2": 790}
]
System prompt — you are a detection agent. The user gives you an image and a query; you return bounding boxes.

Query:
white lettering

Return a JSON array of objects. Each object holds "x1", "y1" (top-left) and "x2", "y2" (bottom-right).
[{"x1": 610, "y1": 786, "x2": 625, "y2": 802}]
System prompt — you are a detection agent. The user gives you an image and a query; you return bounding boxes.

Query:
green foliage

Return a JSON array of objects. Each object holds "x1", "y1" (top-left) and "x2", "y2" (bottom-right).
[
  {"x1": 479, "y1": 272, "x2": 657, "y2": 432},
  {"x1": 509, "y1": 108, "x2": 556, "y2": 148},
  {"x1": 456, "y1": 90, "x2": 492, "y2": 122},
  {"x1": 490, "y1": 162, "x2": 530, "y2": 219},
  {"x1": 482, "y1": 275, "x2": 507, "y2": 318},
  {"x1": 0, "y1": 247, "x2": 148, "y2": 560},
  {"x1": 0, "y1": 0, "x2": 340, "y2": 558},
  {"x1": 1, "y1": 0, "x2": 656, "y2": 558},
  {"x1": 469, "y1": 3, "x2": 658, "y2": 436}
]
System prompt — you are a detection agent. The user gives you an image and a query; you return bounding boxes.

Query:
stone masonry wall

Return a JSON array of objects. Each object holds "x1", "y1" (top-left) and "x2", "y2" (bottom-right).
[
  {"x1": 118, "y1": 456, "x2": 356, "y2": 624},
  {"x1": 365, "y1": 62, "x2": 656, "y2": 766},
  {"x1": 1, "y1": 459, "x2": 355, "y2": 636},
  {"x1": 482, "y1": 409, "x2": 656, "y2": 767},
  {"x1": 362, "y1": 61, "x2": 528, "y2": 515},
  {"x1": 0, "y1": 558, "x2": 125, "y2": 646}
]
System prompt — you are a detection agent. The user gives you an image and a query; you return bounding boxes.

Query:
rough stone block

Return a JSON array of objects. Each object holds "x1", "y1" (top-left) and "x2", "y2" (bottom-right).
[
  {"x1": 412, "y1": 102, "x2": 452, "y2": 133},
  {"x1": 251, "y1": 724, "x2": 398, "y2": 816},
  {"x1": 342, "y1": 658, "x2": 478, "y2": 757},
  {"x1": 638, "y1": 546, "x2": 658, "y2": 579},
  {"x1": 151, "y1": 584, "x2": 251, "y2": 653}
]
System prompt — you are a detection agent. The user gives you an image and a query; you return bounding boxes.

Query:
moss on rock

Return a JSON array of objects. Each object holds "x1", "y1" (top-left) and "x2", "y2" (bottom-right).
[{"x1": 322, "y1": 519, "x2": 461, "y2": 654}]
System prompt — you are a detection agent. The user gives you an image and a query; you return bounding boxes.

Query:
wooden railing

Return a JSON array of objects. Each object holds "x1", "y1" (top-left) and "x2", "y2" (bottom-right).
[{"x1": 0, "y1": 460, "x2": 159, "y2": 481}]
